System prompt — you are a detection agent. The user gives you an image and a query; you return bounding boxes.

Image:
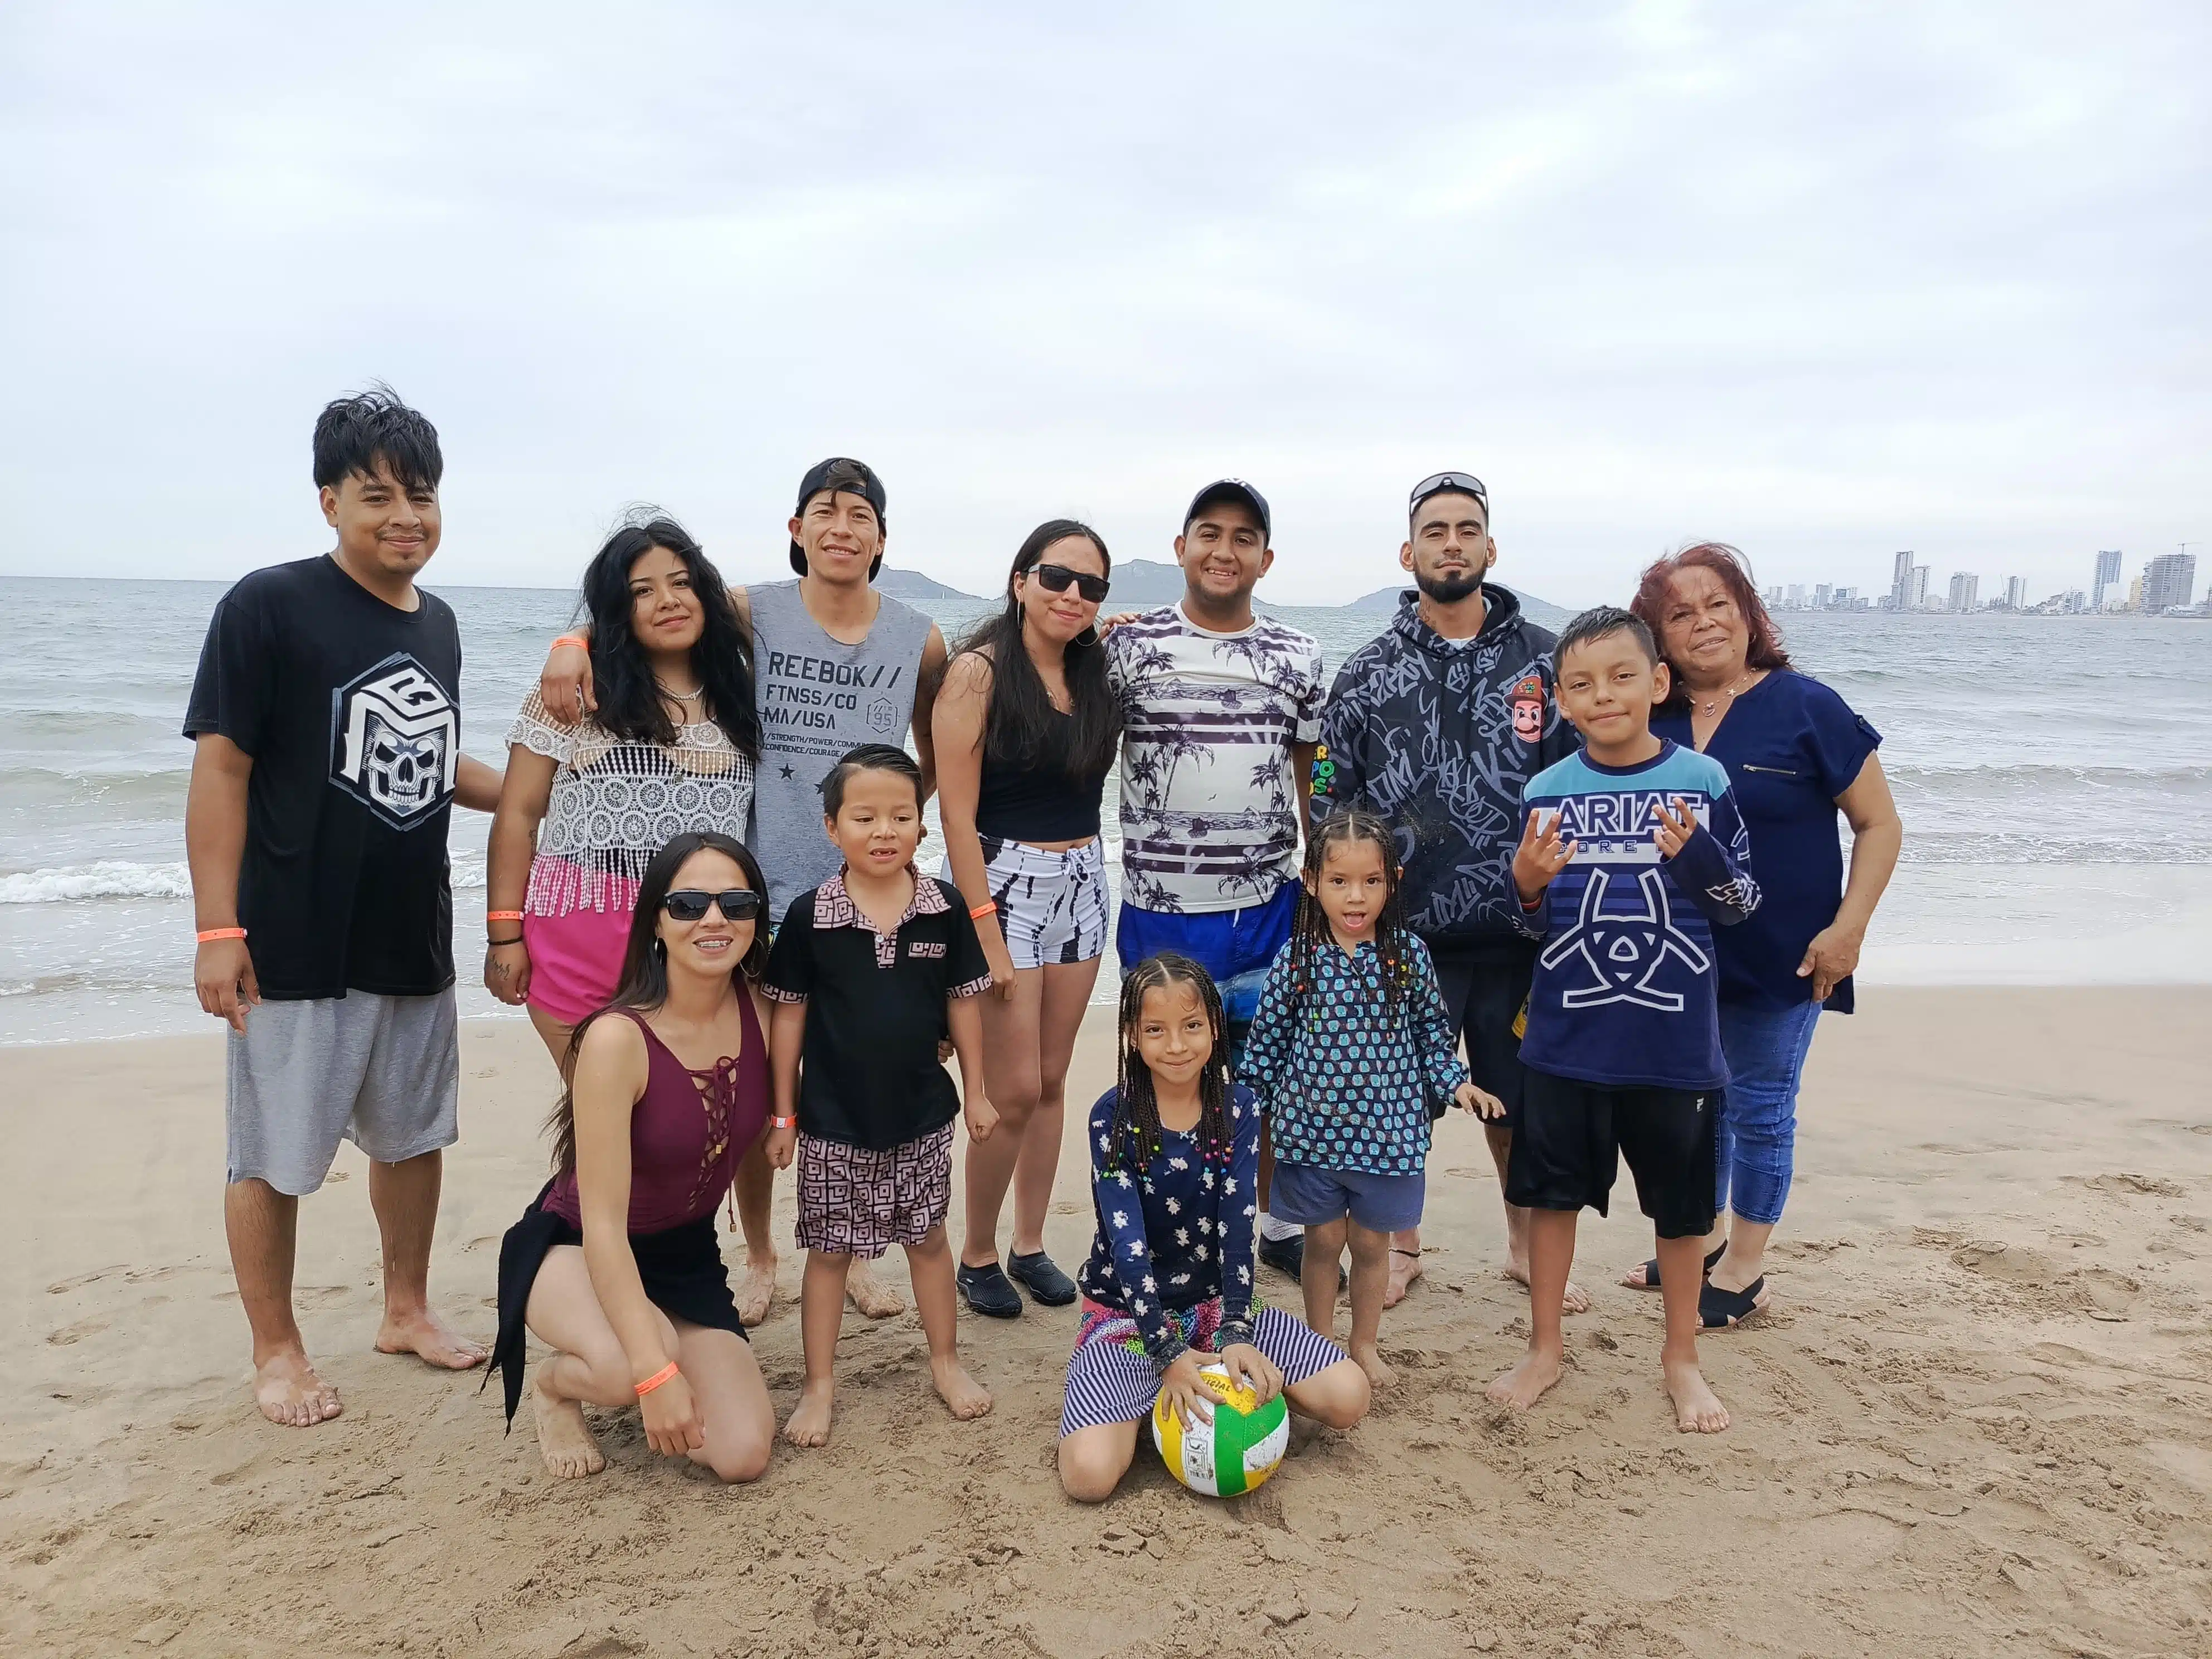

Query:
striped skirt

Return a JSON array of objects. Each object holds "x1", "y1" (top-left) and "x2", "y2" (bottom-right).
[{"x1": 1058, "y1": 1295, "x2": 1346, "y2": 1437}]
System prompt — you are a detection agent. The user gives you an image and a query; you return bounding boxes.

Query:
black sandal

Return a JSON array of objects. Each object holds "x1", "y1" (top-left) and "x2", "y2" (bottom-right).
[
  {"x1": 1699, "y1": 1276, "x2": 1768, "y2": 1329},
  {"x1": 1629, "y1": 1241, "x2": 1725, "y2": 1292}
]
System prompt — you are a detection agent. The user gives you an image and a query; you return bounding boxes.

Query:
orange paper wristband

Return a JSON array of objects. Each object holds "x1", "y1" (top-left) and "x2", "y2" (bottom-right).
[
  {"x1": 633, "y1": 1361, "x2": 681, "y2": 1398},
  {"x1": 552, "y1": 633, "x2": 589, "y2": 652},
  {"x1": 486, "y1": 910, "x2": 524, "y2": 922},
  {"x1": 968, "y1": 901, "x2": 997, "y2": 920},
  {"x1": 196, "y1": 928, "x2": 248, "y2": 943}
]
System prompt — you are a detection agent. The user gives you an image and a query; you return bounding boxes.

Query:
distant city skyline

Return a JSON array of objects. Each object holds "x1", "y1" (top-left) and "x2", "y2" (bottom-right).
[{"x1": 1770, "y1": 543, "x2": 2201, "y2": 616}]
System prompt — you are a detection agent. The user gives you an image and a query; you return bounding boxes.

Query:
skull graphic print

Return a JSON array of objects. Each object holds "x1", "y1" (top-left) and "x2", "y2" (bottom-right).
[{"x1": 331, "y1": 654, "x2": 459, "y2": 829}]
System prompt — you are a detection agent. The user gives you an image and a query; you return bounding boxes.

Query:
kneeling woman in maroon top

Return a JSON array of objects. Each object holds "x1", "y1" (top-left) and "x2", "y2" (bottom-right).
[{"x1": 489, "y1": 830, "x2": 776, "y2": 1483}]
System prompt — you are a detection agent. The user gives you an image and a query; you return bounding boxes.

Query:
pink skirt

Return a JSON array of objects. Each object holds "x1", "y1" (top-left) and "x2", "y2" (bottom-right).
[{"x1": 522, "y1": 903, "x2": 636, "y2": 1026}]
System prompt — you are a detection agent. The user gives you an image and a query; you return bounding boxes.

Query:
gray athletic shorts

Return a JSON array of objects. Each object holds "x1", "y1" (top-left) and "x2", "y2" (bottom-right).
[{"x1": 226, "y1": 989, "x2": 460, "y2": 1195}]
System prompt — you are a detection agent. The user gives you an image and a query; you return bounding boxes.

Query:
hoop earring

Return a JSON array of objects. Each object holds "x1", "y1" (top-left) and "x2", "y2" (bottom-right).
[
  {"x1": 1073, "y1": 624, "x2": 1099, "y2": 648},
  {"x1": 652, "y1": 937, "x2": 667, "y2": 960}
]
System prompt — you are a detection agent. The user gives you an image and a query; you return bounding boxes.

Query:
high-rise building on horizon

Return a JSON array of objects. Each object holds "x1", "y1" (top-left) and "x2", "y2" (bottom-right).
[
  {"x1": 2142, "y1": 552, "x2": 2198, "y2": 614},
  {"x1": 1909, "y1": 565, "x2": 1930, "y2": 610},
  {"x1": 1947, "y1": 572, "x2": 1979, "y2": 613},
  {"x1": 1890, "y1": 551, "x2": 1915, "y2": 610},
  {"x1": 1786, "y1": 584, "x2": 1807, "y2": 611},
  {"x1": 2093, "y1": 549, "x2": 2123, "y2": 611},
  {"x1": 1814, "y1": 583, "x2": 1832, "y2": 610},
  {"x1": 2004, "y1": 576, "x2": 2027, "y2": 612}
]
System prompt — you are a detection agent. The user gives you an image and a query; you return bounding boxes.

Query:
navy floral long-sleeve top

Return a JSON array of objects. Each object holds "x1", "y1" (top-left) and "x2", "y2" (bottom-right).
[
  {"x1": 1238, "y1": 933, "x2": 1466, "y2": 1176},
  {"x1": 1074, "y1": 1083, "x2": 1261, "y2": 1367}
]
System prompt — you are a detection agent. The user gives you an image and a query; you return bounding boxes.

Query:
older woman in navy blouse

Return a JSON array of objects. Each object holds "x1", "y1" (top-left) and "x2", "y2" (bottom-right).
[{"x1": 1618, "y1": 544, "x2": 1904, "y2": 1328}]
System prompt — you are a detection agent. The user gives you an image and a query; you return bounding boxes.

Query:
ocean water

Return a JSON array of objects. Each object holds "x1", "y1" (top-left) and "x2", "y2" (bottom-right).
[{"x1": 1, "y1": 575, "x2": 2206, "y2": 1044}]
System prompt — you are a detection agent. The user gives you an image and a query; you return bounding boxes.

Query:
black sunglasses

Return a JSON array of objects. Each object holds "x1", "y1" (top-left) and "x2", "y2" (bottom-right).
[
  {"x1": 1409, "y1": 470, "x2": 1488, "y2": 513},
  {"x1": 1030, "y1": 562, "x2": 1110, "y2": 604},
  {"x1": 661, "y1": 888, "x2": 764, "y2": 923}
]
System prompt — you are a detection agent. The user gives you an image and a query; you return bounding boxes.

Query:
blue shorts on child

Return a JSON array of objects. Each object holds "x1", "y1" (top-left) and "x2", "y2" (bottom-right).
[{"x1": 1266, "y1": 1160, "x2": 1425, "y2": 1234}]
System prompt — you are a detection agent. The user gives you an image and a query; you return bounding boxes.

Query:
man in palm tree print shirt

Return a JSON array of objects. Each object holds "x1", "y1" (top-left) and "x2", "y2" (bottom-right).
[{"x1": 1105, "y1": 481, "x2": 1327, "y2": 1276}]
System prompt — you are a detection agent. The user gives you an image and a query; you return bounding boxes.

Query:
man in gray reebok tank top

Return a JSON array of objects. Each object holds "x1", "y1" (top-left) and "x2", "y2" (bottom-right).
[
  {"x1": 538, "y1": 457, "x2": 949, "y2": 1325},
  {"x1": 746, "y1": 577, "x2": 934, "y2": 917}
]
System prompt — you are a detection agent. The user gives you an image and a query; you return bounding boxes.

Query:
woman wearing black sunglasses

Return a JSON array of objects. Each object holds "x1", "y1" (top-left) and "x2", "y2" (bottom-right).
[
  {"x1": 933, "y1": 520, "x2": 1120, "y2": 1318},
  {"x1": 489, "y1": 830, "x2": 779, "y2": 1483}
]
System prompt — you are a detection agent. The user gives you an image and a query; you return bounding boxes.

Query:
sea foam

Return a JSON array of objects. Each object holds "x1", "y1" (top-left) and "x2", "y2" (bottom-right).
[{"x1": 0, "y1": 860, "x2": 195, "y2": 903}]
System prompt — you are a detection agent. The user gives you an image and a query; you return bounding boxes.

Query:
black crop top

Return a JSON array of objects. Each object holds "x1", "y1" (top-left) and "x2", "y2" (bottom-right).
[{"x1": 976, "y1": 707, "x2": 1109, "y2": 842}]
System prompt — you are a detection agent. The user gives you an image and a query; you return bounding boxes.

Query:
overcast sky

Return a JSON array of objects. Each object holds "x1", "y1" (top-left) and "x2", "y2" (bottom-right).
[{"x1": 3, "y1": 3, "x2": 2205, "y2": 607}]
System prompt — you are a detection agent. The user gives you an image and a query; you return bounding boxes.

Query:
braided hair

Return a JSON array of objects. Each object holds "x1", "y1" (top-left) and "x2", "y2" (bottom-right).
[
  {"x1": 1289, "y1": 809, "x2": 1419, "y2": 1016},
  {"x1": 1111, "y1": 953, "x2": 1234, "y2": 1173}
]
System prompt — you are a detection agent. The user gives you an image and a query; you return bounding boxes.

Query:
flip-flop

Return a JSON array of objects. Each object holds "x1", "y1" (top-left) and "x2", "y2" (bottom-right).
[
  {"x1": 1699, "y1": 1276, "x2": 1768, "y2": 1329},
  {"x1": 1628, "y1": 1241, "x2": 1726, "y2": 1292}
]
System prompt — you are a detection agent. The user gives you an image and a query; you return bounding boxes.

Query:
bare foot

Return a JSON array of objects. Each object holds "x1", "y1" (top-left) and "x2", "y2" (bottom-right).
[
  {"x1": 1486, "y1": 1346, "x2": 1563, "y2": 1411},
  {"x1": 846, "y1": 1260, "x2": 908, "y2": 1320},
  {"x1": 736, "y1": 1255, "x2": 777, "y2": 1328},
  {"x1": 532, "y1": 1363, "x2": 605, "y2": 1478},
  {"x1": 1350, "y1": 1342, "x2": 1397, "y2": 1390},
  {"x1": 1665, "y1": 1356, "x2": 1731, "y2": 1434},
  {"x1": 375, "y1": 1306, "x2": 487, "y2": 1370},
  {"x1": 1503, "y1": 1259, "x2": 1590, "y2": 1315},
  {"x1": 1382, "y1": 1248, "x2": 1424, "y2": 1309},
  {"x1": 784, "y1": 1379, "x2": 836, "y2": 1448},
  {"x1": 931, "y1": 1355, "x2": 994, "y2": 1421},
  {"x1": 254, "y1": 1346, "x2": 342, "y2": 1428}
]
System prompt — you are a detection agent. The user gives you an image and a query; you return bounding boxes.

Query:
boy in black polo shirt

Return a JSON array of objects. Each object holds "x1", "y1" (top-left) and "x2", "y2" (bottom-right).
[{"x1": 764, "y1": 744, "x2": 998, "y2": 1448}]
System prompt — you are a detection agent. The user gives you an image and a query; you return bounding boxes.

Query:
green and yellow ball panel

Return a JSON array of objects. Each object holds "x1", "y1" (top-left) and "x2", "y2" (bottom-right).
[{"x1": 1152, "y1": 1363, "x2": 1290, "y2": 1497}]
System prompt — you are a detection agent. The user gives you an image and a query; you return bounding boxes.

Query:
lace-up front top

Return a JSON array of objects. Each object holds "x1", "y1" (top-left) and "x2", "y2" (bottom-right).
[
  {"x1": 508, "y1": 689, "x2": 755, "y2": 917},
  {"x1": 544, "y1": 998, "x2": 769, "y2": 1234}
]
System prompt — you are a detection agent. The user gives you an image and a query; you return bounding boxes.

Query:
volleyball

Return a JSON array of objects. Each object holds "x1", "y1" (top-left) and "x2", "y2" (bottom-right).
[{"x1": 1151, "y1": 1362, "x2": 1289, "y2": 1497}]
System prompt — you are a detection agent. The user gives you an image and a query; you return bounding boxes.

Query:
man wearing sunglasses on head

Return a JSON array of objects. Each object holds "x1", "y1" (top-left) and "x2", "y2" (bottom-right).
[
  {"x1": 1103, "y1": 480, "x2": 1329, "y2": 1282},
  {"x1": 1306, "y1": 472, "x2": 1585, "y2": 1317},
  {"x1": 536, "y1": 458, "x2": 950, "y2": 1330}
]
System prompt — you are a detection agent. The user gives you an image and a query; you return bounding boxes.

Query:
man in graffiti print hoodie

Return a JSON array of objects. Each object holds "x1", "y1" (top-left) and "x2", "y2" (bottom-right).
[{"x1": 1307, "y1": 472, "x2": 1584, "y2": 1316}]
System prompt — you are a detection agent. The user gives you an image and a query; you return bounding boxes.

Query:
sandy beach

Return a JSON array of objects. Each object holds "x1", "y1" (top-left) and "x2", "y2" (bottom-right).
[{"x1": 4, "y1": 986, "x2": 2209, "y2": 1658}]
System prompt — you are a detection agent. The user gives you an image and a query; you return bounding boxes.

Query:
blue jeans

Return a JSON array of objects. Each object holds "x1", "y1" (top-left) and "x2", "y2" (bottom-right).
[{"x1": 1714, "y1": 1000, "x2": 1822, "y2": 1228}]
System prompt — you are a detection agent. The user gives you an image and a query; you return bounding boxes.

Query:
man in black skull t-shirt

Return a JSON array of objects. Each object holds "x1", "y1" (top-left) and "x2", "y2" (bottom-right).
[
  {"x1": 183, "y1": 388, "x2": 502, "y2": 1429},
  {"x1": 192, "y1": 559, "x2": 465, "y2": 998}
]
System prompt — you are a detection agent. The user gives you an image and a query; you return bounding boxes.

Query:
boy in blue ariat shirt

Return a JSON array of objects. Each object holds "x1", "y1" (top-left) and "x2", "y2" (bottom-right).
[{"x1": 1487, "y1": 607, "x2": 1759, "y2": 1435}]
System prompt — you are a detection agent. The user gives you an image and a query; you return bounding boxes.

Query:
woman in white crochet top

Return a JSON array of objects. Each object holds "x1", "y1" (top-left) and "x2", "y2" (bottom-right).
[{"x1": 484, "y1": 513, "x2": 760, "y2": 1061}]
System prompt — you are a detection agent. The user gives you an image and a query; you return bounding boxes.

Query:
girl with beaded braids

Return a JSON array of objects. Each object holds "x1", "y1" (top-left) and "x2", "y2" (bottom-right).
[
  {"x1": 1057, "y1": 954, "x2": 1370, "y2": 1502},
  {"x1": 1239, "y1": 812, "x2": 1503, "y2": 1389}
]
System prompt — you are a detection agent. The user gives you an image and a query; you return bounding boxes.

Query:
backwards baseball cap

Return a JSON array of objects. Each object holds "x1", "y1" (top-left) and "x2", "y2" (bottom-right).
[
  {"x1": 789, "y1": 457, "x2": 888, "y2": 579},
  {"x1": 1183, "y1": 478, "x2": 1271, "y2": 544},
  {"x1": 1409, "y1": 470, "x2": 1488, "y2": 520}
]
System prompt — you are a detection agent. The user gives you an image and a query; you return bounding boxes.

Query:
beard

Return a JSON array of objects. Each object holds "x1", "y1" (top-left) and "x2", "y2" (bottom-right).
[{"x1": 1414, "y1": 568, "x2": 1484, "y2": 604}]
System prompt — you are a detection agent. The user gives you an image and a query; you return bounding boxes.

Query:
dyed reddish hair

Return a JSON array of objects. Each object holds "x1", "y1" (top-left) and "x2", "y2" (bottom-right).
[{"x1": 1630, "y1": 542, "x2": 1792, "y2": 710}]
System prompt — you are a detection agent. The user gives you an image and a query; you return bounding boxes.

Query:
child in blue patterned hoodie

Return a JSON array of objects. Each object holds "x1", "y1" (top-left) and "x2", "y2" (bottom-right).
[{"x1": 1240, "y1": 811, "x2": 1501, "y2": 1388}]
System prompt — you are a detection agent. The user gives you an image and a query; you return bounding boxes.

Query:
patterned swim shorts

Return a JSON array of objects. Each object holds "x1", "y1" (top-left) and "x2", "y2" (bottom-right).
[
  {"x1": 1057, "y1": 1294, "x2": 1347, "y2": 1437},
  {"x1": 961, "y1": 835, "x2": 1109, "y2": 971},
  {"x1": 795, "y1": 1121, "x2": 955, "y2": 1259}
]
